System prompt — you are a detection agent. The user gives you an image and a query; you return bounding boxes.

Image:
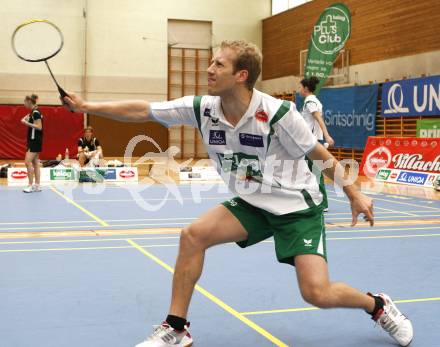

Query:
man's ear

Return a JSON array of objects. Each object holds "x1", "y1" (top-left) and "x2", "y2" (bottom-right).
[{"x1": 236, "y1": 70, "x2": 249, "y2": 85}]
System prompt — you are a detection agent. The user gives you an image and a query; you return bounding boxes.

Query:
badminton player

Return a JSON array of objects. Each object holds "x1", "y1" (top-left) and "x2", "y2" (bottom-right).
[
  {"x1": 21, "y1": 94, "x2": 43, "y2": 193},
  {"x1": 299, "y1": 76, "x2": 334, "y2": 212},
  {"x1": 62, "y1": 40, "x2": 413, "y2": 347}
]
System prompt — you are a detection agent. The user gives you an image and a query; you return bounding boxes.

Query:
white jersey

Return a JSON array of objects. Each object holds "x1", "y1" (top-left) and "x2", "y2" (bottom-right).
[
  {"x1": 301, "y1": 95, "x2": 324, "y2": 141},
  {"x1": 150, "y1": 89, "x2": 322, "y2": 215}
]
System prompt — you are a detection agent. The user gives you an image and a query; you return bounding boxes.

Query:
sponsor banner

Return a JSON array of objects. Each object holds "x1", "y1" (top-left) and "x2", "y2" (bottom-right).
[
  {"x1": 8, "y1": 168, "x2": 28, "y2": 182},
  {"x1": 296, "y1": 84, "x2": 378, "y2": 149},
  {"x1": 116, "y1": 167, "x2": 138, "y2": 182},
  {"x1": 50, "y1": 168, "x2": 76, "y2": 181},
  {"x1": 304, "y1": 3, "x2": 351, "y2": 94},
  {"x1": 8, "y1": 167, "x2": 137, "y2": 185},
  {"x1": 375, "y1": 168, "x2": 439, "y2": 187},
  {"x1": 381, "y1": 75, "x2": 440, "y2": 117},
  {"x1": 179, "y1": 166, "x2": 222, "y2": 181},
  {"x1": 79, "y1": 168, "x2": 117, "y2": 182},
  {"x1": 360, "y1": 137, "x2": 440, "y2": 177},
  {"x1": 416, "y1": 119, "x2": 440, "y2": 138}
]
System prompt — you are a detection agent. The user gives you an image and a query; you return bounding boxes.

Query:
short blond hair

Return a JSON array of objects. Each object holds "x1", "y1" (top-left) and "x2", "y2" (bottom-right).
[{"x1": 220, "y1": 40, "x2": 262, "y2": 90}]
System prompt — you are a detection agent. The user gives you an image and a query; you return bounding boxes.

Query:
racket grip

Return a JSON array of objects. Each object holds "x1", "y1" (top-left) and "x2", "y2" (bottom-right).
[{"x1": 57, "y1": 86, "x2": 74, "y2": 113}]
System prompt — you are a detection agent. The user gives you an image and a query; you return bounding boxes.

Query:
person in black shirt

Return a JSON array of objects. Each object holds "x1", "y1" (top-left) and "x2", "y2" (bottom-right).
[
  {"x1": 21, "y1": 94, "x2": 43, "y2": 193},
  {"x1": 77, "y1": 126, "x2": 103, "y2": 166}
]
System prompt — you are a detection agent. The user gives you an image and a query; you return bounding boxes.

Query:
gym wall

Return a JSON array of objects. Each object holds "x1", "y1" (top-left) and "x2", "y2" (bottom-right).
[
  {"x1": 261, "y1": 0, "x2": 440, "y2": 94},
  {"x1": 0, "y1": 0, "x2": 271, "y2": 157}
]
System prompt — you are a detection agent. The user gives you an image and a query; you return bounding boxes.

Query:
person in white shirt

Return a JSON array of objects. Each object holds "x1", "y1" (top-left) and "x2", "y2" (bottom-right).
[
  {"x1": 62, "y1": 40, "x2": 412, "y2": 347},
  {"x1": 299, "y1": 77, "x2": 335, "y2": 212},
  {"x1": 299, "y1": 76, "x2": 334, "y2": 146}
]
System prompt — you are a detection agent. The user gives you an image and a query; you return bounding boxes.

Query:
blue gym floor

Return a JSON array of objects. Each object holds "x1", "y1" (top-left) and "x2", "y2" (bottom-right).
[{"x1": 1, "y1": 182, "x2": 439, "y2": 347}]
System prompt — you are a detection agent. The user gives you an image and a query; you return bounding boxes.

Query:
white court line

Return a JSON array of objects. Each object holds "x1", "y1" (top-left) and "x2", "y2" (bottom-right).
[
  {"x1": 2, "y1": 211, "x2": 438, "y2": 227},
  {"x1": 0, "y1": 220, "x2": 99, "y2": 226},
  {"x1": 1, "y1": 226, "x2": 439, "y2": 246},
  {"x1": 327, "y1": 196, "x2": 419, "y2": 217},
  {"x1": 0, "y1": 236, "x2": 181, "y2": 245},
  {"x1": 327, "y1": 188, "x2": 440, "y2": 211},
  {"x1": 2, "y1": 219, "x2": 440, "y2": 232},
  {"x1": 2, "y1": 232, "x2": 440, "y2": 253},
  {"x1": 74, "y1": 196, "x2": 228, "y2": 203}
]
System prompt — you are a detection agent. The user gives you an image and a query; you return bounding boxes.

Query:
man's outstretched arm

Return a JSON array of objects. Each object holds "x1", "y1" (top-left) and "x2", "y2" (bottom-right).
[
  {"x1": 308, "y1": 143, "x2": 374, "y2": 226},
  {"x1": 62, "y1": 92, "x2": 151, "y2": 123}
]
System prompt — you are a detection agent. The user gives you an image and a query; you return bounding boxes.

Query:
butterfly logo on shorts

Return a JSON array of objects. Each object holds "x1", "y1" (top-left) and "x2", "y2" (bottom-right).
[{"x1": 303, "y1": 239, "x2": 312, "y2": 246}]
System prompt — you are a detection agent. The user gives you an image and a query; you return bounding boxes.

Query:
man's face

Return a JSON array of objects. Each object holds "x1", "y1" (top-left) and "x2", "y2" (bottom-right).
[
  {"x1": 207, "y1": 48, "x2": 245, "y2": 96},
  {"x1": 84, "y1": 129, "x2": 92, "y2": 139}
]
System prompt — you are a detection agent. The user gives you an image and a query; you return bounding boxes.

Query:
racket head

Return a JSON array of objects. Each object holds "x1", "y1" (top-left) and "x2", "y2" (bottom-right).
[{"x1": 11, "y1": 19, "x2": 64, "y2": 62}]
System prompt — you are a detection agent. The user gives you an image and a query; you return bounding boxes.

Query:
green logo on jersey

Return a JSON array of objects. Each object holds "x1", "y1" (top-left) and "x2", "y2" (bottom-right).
[
  {"x1": 217, "y1": 152, "x2": 262, "y2": 179},
  {"x1": 305, "y1": 3, "x2": 351, "y2": 94}
]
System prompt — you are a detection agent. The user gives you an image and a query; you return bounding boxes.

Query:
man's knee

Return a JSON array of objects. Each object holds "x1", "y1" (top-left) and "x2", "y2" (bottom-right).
[
  {"x1": 180, "y1": 224, "x2": 210, "y2": 251},
  {"x1": 300, "y1": 284, "x2": 332, "y2": 308}
]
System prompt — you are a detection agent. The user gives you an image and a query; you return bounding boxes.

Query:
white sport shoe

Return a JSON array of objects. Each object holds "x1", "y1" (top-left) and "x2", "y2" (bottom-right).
[
  {"x1": 135, "y1": 322, "x2": 193, "y2": 347},
  {"x1": 372, "y1": 293, "x2": 413, "y2": 346},
  {"x1": 32, "y1": 185, "x2": 42, "y2": 192},
  {"x1": 23, "y1": 185, "x2": 33, "y2": 193}
]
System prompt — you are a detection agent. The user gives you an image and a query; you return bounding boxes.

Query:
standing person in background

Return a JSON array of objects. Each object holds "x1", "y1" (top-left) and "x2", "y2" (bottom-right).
[
  {"x1": 77, "y1": 126, "x2": 103, "y2": 167},
  {"x1": 299, "y1": 77, "x2": 334, "y2": 212},
  {"x1": 21, "y1": 94, "x2": 43, "y2": 193}
]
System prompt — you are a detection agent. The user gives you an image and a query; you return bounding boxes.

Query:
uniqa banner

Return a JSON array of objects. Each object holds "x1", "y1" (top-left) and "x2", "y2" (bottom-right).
[
  {"x1": 360, "y1": 137, "x2": 440, "y2": 178},
  {"x1": 304, "y1": 3, "x2": 351, "y2": 94},
  {"x1": 381, "y1": 75, "x2": 440, "y2": 117},
  {"x1": 296, "y1": 84, "x2": 378, "y2": 149}
]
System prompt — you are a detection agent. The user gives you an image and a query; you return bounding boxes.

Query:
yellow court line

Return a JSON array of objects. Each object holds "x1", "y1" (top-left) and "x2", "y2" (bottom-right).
[
  {"x1": 327, "y1": 197, "x2": 419, "y2": 217},
  {"x1": 50, "y1": 186, "x2": 109, "y2": 227},
  {"x1": 240, "y1": 297, "x2": 440, "y2": 316},
  {"x1": 127, "y1": 239, "x2": 289, "y2": 347}
]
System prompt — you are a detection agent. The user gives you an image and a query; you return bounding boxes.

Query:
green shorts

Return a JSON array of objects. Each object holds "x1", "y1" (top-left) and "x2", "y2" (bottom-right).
[{"x1": 222, "y1": 197, "x2": 327, "y2": 266}]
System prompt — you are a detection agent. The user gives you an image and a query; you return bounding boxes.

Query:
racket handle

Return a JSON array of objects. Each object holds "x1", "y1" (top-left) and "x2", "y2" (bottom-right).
[{"x1": 57, "y1": 86, "x2": 74, "y2": 113}]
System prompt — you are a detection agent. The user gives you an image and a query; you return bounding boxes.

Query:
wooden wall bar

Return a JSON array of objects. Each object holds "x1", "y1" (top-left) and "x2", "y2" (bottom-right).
[{"x1": 263, "y1": 0, "x2": 440, "y2": 80}]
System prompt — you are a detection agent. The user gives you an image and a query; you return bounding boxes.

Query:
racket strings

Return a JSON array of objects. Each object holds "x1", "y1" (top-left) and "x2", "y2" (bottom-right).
[{"x1": 12, "y1": 21, "x2": 63, "y2": 62}]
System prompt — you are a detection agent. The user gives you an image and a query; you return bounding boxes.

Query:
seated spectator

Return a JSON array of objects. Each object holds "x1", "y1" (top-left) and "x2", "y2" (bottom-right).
[{"x1": 77, "y1": 126, "x2": 103, "y2": 167}]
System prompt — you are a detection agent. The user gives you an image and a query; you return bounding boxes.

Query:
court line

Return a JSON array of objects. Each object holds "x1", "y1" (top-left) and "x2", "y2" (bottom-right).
[
  {"x1": 0, "y1": 244, "x2": 178, "y2": 253},
  {"x1": 240, "y1": 297, "x2": 440, "y2": 316},
  {"x1": 327, "y1": 197, "x2": 419, "y2": 217},
  {"x1": 74, "y1": 197, "x2": 227, "y2": 203},
  {"x1": 0, "y1": 220, "x2": 98, "y2": 226},
  {"x1": 327, "y1": 225, "x2": 440, "y2": 234},
  {"x1": 127, "y1": 239, "x2": 289, "y2": 347},
  {"x1": 262, "y1": 233, "x2": 440, "y2": 242},
  {"x1": 50, "y1": 186, "x2": 109, "y2": 227},
  {"x1": 0, "y1": 211, "x2": 440, "y2": 231},
  {"x1": 327, "y1": 189, "x2": 440, "y2": 211},
  {"x1": 4, "y1": 210, "x2": 437, "y2": 226},
  {"x1": 1, "y1": 223, "x2": 439, "y2": 240},
  {"x1": 0, "y1": 236, "x2": 180, "y2": 245},
  {"x1": 370, "y1": 196, "x2": 440, "y2": 211},
  {"x1": 2, "y1": 225, "x2": 440, "y2": 245},
  {"x1": 2, "y1": 233, "x2": 440, "y2": 253}
]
